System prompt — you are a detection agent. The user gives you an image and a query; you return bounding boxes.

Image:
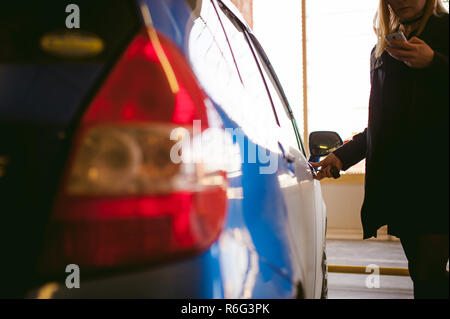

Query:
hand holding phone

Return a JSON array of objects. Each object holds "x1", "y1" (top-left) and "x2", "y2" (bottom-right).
[{"x1": 385, "y1": 32, "x2": 407, "y2": 48}]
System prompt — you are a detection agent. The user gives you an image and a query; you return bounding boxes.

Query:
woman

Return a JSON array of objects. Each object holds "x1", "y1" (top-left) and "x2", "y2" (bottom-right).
[{"x1": 312, "y1": 0, "x2": 448, "y2": 299}]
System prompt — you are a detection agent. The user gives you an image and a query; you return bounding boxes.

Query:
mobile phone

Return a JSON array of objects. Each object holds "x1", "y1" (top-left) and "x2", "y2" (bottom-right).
[{"x1": 385, "y1": 32, "x2": 407, "y2": 48}]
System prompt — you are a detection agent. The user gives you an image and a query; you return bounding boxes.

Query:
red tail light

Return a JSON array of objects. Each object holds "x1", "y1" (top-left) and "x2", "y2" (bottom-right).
[{"x1": 39, "y1": 28, "x2": 228, "y2": 273}]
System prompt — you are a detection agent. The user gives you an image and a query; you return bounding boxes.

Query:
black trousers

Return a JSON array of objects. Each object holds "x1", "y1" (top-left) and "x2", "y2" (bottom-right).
[{"x1": 400, "y1": 233, "x2": 449, "y2": 299}]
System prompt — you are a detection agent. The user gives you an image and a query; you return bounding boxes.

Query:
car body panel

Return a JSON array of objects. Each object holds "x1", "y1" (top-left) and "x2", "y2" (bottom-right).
[{"x1": 29, "y1": 239, "x2": 293, "y2": 299}]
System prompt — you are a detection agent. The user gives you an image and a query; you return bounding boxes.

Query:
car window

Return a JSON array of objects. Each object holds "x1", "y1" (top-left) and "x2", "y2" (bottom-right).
[
  {"x1": 212, "y1": 0, "x2": 284, "y2": 144},
  {"x1": 215, "y1": 0, "x2": 305, "y2": 154},
  {"x1": 248, "y1": 38, "x2": 301, "y2": 150},
  {"x1": 185, "y1": 0, "x2": 244, "y2": 120},
  {"x1": 183, "y1": 0, "x2": 279, "y2": 151}
]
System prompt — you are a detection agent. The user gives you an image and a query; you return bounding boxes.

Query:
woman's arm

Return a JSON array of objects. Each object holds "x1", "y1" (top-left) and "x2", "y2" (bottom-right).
[
  {"x1": 424, "y1": 50, "x2": 449, "y2": 84},
  {"x1": 332, "y1": 128, "x2": 367, "y2": 171}
]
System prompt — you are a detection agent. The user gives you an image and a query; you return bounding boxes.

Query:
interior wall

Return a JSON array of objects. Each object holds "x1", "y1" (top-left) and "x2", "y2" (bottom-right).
[{"x1": 321, "y1": 176, "x2": 397, "y2": 241}]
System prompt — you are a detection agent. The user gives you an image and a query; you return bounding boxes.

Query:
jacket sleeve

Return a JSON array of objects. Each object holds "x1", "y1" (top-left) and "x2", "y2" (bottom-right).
[
  {"x1": 424, "y1": 50, "x2": 448, "y2": 84},
  {"x1": 421, "y1": 15, "x2": 449, "y2": 85},
  {"x1": 332, "y1": 128, "x2": 367, "y2": 171},
  {"x1": 429, "y1": 50, "x2": 448, "y2": 71}
]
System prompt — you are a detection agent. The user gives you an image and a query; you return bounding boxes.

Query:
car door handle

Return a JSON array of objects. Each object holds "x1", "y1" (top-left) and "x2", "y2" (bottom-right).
[
  {"x1": 307, "y1": 162, "x2": 317, "y2": 178},
  {"x1": 307, "y1": 163, "x2": 340, "y2": 179}
]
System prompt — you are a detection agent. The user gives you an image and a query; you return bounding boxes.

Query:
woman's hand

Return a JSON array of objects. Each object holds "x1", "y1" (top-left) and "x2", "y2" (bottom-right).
[
  {"x1": 385, "y1": 37, "x2": 434, "y2": 68},
  {"x1": 309, "y1": 153, "x2": 343, "y2": 181}
]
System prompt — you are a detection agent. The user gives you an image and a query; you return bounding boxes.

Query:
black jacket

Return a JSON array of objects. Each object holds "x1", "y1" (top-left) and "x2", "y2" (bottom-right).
[{"x1": 333, "y1": 13, "x2": 449, "y2": 239}]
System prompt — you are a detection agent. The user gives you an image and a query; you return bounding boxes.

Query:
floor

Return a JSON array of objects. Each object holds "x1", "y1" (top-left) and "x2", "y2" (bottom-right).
[{"x1": 326, "y1": 239, "x2": 414, "y2": 299}]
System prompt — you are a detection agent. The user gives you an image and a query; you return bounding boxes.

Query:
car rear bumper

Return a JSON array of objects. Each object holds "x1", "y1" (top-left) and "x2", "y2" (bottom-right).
[
  {"x1": 28, "y1": 246, "x2": 224, "y2": 299},
  {"x1": 28, "y1": 234, "x2": 296, "y2": 299}
]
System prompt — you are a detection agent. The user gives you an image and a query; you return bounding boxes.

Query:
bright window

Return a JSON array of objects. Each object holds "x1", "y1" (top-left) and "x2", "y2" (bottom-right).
[
  {"x1": 253, "y1": 0, "x2": 304, "y2": 136},
  {"x1": 306, "y1": 0, "x2": 378, "y2": 173}
]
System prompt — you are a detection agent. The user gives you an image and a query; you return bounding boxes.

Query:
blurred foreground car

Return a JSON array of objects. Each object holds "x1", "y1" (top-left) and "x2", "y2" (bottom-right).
[{"x1": 0, "y1": 0, "x2": 341, "y2": 298}]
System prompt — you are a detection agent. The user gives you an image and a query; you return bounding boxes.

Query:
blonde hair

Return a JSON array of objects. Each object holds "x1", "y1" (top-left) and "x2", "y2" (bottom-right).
[{"x1": 374, "y1": 0, "x2": 448, "y2": 57}]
